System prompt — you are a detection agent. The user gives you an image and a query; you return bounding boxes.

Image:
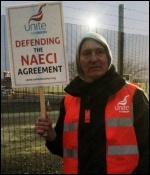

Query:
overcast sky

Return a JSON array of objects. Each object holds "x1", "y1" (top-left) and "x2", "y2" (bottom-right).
[{"x1": 1, "y1": 1, "x2": 149, "y2": 35}]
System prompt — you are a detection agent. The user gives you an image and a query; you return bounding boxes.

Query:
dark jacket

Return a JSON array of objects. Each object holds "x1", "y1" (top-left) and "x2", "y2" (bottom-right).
[{"x1": 46, "y1": 65, "x2": 149, "y2": 174}]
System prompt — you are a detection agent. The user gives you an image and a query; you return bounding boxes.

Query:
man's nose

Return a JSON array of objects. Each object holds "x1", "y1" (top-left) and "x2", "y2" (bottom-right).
[{"x1": 90, "y1": 51, "x2": 98, "y2": 61}]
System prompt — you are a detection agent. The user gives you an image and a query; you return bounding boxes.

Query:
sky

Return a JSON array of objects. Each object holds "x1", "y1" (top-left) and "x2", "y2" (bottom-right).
[{"x1": 1, "y1": 1, "x2": 149, "y2": 35}]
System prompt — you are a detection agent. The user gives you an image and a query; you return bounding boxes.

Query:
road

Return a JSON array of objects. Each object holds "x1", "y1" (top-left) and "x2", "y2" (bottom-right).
[
  {"x1": 1, "y1": 94, "x2": 64, "y2": 113},
  {"x1": 2, "y1": 93, "x2": 64, "y2": 103}
]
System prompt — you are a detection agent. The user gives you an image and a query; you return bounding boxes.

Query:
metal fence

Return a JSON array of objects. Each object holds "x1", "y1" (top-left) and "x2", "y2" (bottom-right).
[{"x1": 1, "y1": 23, "x2": 149, "y2": 174}]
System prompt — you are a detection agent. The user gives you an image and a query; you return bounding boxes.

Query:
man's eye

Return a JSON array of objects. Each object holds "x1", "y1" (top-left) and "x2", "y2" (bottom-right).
[
  {"x1": 83, "y1": 51, "x2": 91, "y2": 56},
  {"x1": 97, "y1": 50, "x2": 105, "y2": 55}
]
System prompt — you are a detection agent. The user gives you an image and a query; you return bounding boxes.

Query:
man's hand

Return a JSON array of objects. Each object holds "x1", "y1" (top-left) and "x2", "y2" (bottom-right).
[{"x1": 35, "y1": 116, "x2": 56, "y2": 141}]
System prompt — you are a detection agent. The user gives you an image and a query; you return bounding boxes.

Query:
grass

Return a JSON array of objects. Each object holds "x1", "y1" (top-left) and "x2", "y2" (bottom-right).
[{"x1": 1, "y1": 111, "x2": 63, "y2": 174}]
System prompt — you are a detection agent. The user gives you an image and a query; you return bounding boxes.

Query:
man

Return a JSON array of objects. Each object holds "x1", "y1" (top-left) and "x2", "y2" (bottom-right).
[{"x1": 35, "y1": 32, "x2": 149, "y2": 174}]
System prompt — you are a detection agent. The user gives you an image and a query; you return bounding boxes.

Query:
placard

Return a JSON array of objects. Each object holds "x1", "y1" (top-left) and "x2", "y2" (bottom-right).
[{"x1": 6, "y1": 1, "x2": 69, "y2": 87}]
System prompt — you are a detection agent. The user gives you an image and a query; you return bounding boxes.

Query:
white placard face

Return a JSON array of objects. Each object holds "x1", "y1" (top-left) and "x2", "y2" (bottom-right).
[{"x1": 6, "y1": 2, "x2": 69, "y2": 87}]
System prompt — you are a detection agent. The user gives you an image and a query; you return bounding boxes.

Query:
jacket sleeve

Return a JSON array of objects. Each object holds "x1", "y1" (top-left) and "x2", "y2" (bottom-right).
[
  {"x1": 132, "y1": 89, "x2": 149, "y2": 174},
  {"x1": 45, "y1": 98, "x2": 65, "y2": 157}
]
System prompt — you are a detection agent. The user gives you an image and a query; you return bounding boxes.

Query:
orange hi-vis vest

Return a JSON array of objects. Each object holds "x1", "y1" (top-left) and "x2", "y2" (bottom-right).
[{"x1": 63, "y1": 83, "x2": 139, "y2": 174}]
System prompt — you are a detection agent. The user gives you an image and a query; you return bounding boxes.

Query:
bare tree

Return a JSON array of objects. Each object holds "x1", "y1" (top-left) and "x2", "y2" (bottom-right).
[{"x1": 123, "y1": 58, "x2": 149, "y2": 82}]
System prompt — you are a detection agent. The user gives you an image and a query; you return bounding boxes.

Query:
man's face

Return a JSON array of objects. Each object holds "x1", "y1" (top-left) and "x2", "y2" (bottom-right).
[{"x1": 80, "y1": 39, "x2": 109, "y2": 82}]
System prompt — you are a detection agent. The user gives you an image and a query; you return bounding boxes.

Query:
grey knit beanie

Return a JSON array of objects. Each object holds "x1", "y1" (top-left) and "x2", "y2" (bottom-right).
[{"x1": 76, "y1": 32, "x2": 113, "y2": 81}]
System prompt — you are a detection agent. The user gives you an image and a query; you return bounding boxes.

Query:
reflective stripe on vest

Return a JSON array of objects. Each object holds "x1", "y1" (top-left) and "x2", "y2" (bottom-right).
[
  {"x1": 64, "y1": 122, "x2": 78, "y2": 131},
  {"x1": 63, "y1": 83, "x2": 139, "y2": 174},
  {"x1": 63, "y1": 148, "x2": 78, "y2": 158},
  {"x1": 106, "y1": 117, "x2": 133, "y2": 127},
  {"x1": 108, "y1": 145, "x2": 138, "y2": 155}
]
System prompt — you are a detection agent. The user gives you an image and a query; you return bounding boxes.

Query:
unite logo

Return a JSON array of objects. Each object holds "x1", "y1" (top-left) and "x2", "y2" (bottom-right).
[
  {"x1": 115, "y1": 95, "x2": 130, "y2": 113},
  {"x1": 24, "y1": 4, "x2": 47, "y2": 35}
]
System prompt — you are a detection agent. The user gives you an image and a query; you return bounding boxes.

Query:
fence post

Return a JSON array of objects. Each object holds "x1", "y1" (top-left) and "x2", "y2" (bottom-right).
[{"x1": 118, "y1": 4, "x2": 124, "y2": 76}]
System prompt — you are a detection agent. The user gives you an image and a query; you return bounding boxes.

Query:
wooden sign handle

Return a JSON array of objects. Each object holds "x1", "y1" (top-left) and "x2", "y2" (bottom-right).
[{"x1": 39, "y1": 86, "x2": 47, "y2": 136}]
